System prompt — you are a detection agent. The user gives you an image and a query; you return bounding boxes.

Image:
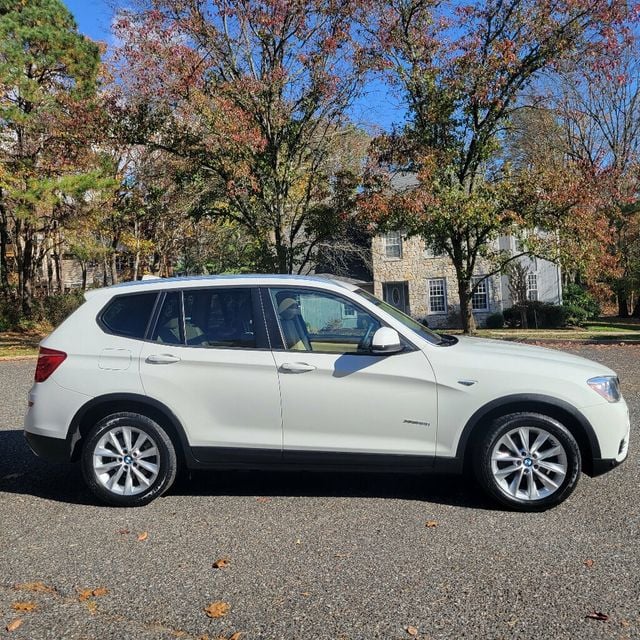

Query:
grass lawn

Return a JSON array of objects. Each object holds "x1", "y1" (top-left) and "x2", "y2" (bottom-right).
[
  {"x1": 0, "y1": 330, "x2": 44, "y2": 358},
  {"x1": 455, "y1": 317, "x2": 640, "y2": 342}
]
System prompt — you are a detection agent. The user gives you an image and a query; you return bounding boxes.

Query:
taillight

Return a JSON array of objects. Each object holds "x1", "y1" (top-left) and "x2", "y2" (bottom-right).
[{"x1": 34, "y1": 347, "x2": 67, "y2": 383}]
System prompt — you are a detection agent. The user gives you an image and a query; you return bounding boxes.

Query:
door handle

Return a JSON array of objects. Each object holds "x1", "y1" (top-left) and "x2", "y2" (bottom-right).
[
  {"x1": 146, "y1": 353, "x2": 181, "y2": 364},
  {"x1": 279, "y1": 362, "x2": 316, "y2": 373}
]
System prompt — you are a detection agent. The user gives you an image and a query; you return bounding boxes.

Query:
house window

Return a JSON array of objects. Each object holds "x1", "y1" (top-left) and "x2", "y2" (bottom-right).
[
  {"x1": 428, "y1": 278, "x2": 447, "y2": 314},
  {"x1": 527, "y1": 273, "x2": 538, "y2": 301},
  {"x1": 472, "y1": 276, "x2": 489, "y2": 311},
  {"x1": 384, "y1": 231, "x2": 402, "y2": 259}
]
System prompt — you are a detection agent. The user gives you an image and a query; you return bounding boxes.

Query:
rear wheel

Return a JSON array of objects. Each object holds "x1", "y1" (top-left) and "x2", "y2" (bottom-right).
[
  {"x1": 474, "y1": 412, "x2": 581, "y2": 511},
  {"x1": 81, "y1": 412, "x2": 178, "y2": 507}
]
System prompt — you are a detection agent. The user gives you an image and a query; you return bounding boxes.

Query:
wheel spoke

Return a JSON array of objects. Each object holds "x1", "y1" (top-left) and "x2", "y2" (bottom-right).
[
  {"x1": 124, "y1": 467, "x2": 134, "y2": 495},
  {"x1": 94, "y1": 447, "x2": 117, "y2": 458},
  {"x1": 537, "y1": 445, "x2": 564, "y2": 460},
  {"x1": 133, "y1": 432, "x2": 148, "y2": 452},
  {"x1": 107, "y1": 466, "x2": 125, "y2": 490},
  {"x1": 518, "y1": 427, "x2": 530, "y2": 451},
  {"x1": 108, "y1": 432, "x2": 124, "y2": 455},
  {"x1": 530, "y1": 431, "x2": 549, "y2": 455},
  {"x1": 137, "y1": 459, "x2": 158, "y2": 474},
  {"x1": 492, "y1": 452, "x2": 521, "y2": 463},
  {"x1": 494, "y1": 464, "x2": 520, "y2": 478},
  {"x1": 131, "y1": 465, "x2": 151, "y2": 487},
  {"x1": 526, "y1": 471, "x2": 538, "y2": 500},
  {"x1": 537, "y1": 460, "x2": 567, "y2": 476},
  {"x1": 137, "y1": 446, "x2": 158, "y2": 460},
  {"x1": 533, "y1": 467, "x2": 560, "y2": 490},
  {"x1": 122, "y1": 427, "x2": 133, "y2": 452},
  {"x1": 503, "y1": 433, "x2": 520, "y2": 456},
  {"x1": 508, "y1": 467, "x2": 525, "y2": 496},
  {"x1": 94, "y1": 461, "x2": 120, "y2": 473}
]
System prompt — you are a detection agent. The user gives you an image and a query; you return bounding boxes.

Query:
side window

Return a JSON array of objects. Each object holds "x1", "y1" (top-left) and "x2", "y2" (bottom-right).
[
  {"x1": 100, "y1": 292, "x2": 157, "y2": 339},
  {"x1": 269, "y1": 288, "x2": 381, "y2": 354},
  {"x1": 183, "y1": 288, "x2": 256, "y2": 348},
  {"x1": 151, "y1": 292, "x2": 183, "y2": 344}
]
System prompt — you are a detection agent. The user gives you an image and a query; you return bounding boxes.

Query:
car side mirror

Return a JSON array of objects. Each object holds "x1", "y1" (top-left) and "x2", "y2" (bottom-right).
[{"x1": 371, "y1": 327, "x2": 403, "y2": 355}]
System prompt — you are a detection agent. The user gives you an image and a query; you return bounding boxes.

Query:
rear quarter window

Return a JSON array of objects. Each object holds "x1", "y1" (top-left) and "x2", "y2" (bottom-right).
[{"x1": 100, "y1": 292, "x2": 158, "y2": 339}]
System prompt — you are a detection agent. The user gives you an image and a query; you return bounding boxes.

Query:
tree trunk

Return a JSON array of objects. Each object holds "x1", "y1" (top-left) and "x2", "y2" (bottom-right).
[
  {"x1": 0, "y1": 204, "x2": 11, "y2": 300},
  {"x1": 110, "y1": 252, "x2": 119, "y2": 285},
  {"x1": 456, "y1": 276, "x2": 476, "y2": 333},
  {"x1": 618, "y1": 295, "x2": 629, "y2": 318},
  {"x1": 631, "y1": 296, "x2": 640, "y2": 318},
  {"x1": 81, "y1": 262, "x2": 87, "y2": 290}
]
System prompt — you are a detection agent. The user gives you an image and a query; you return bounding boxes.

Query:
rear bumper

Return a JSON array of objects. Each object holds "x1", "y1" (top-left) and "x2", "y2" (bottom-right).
[
  {"x1": 24, "y1": 431, "x2": 72, "y2": 463},
  {"x1": 590, "y1": 456, "x2": 627, "y2": 477}
]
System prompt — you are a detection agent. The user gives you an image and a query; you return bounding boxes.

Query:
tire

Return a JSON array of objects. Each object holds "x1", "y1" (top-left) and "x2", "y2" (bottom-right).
[
  {"x1": 81, "y1": 412, "x2": 178, "y2": 507},
  {"x1": 474, "y1": 412, "x2": 581, "y2": 511}
]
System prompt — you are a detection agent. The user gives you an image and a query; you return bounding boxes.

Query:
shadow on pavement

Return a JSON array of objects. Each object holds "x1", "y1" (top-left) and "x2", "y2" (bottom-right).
[{"x1": 0, "y1": 428, "x2": 496, "y2": 510}]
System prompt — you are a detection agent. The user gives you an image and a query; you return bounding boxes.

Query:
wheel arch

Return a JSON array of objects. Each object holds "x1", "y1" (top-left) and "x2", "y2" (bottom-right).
[
  {"x1": 68, "y1": 393, "x2": 195, "y2": 467},
  {"x1": 458, "y1": 394, "x2": 601, "y2": 476}
]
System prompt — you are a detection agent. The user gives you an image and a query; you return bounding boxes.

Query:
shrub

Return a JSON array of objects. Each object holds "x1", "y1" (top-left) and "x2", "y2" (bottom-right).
[
  {"x1": 41, "y1": 290, "x2": 85, "y2": 327},
  {"x1": 485, "y1": 312, "x2": 505, "y2": 329},
  {"x1": 504, "y1": 302, "x2": 567, "y2": 329},
  {"x1": 563, "y1": 283, "x2": 601, "y2": 319},
  {"x1": 562, "y1": 303, "x2": 589, "y2": 327}
]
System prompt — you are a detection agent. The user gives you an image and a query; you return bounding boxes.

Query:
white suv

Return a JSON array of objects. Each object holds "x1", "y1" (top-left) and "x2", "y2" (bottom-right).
[{"x1": 24, "y1": 275, "x2": 630, "y2": 510}]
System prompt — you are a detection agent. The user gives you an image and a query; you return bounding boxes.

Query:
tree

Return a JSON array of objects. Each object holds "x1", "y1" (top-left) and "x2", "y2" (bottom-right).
[
  {"x1": 113, "y1": 0, "x2": 368, "y2": 274},
  {"x1": 360, "y1": 0, "x2": 634, "y2": 332},
  {"x1": 0, "y1": 0, "x2": 100, "y2": 314}
]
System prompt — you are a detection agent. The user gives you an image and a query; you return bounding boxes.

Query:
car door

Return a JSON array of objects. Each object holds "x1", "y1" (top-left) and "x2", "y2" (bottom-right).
[
  {"x1": 139, "y1": 287, "x2": 282, "y2": 461},
  {"x1": 263, "y1": 286, "x2": 438, "y2": 462}
]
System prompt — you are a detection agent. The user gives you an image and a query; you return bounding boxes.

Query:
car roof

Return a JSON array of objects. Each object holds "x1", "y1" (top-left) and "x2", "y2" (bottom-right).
[{"x1": 85, "y1": 274, "x2": 359, "y2": 299}]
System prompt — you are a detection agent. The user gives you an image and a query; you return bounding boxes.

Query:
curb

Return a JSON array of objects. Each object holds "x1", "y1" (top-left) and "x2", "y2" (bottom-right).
[{"x1": 0, "y1": 354, "x2": 38, "y2": 362}]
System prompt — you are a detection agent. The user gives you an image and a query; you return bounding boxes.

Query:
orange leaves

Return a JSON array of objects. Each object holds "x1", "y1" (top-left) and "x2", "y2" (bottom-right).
[
  {"x1": 204, "y1": 601, "x2": 230, "y2": 619},
  {"x1": 137, "y1": 531, "x2": 149, "y2": 542},
  {"x1": 14, "y1": 581, "x2": 56, "y2": 594},
  {"x1": 406, "y1": 625, "x2": 419, "y2": 636},
  {"x1": 6, "y1": 619, "x2": 23, "y2": 632},
  {"x1": 425, "y1": 520, "x2": 438, "y2": 528},
  {"x1": 584, "y1": 558, "x2": 595, "y2": 568},
  {"x1": 77, "y1": 587, "x2": 109, "y2": 601},
  {"x1": 11, "y1": 602, "x2": 37, "y2": 612},
  {"x1": 212, "y1": 558, "x2": 230, "y2": 569}
]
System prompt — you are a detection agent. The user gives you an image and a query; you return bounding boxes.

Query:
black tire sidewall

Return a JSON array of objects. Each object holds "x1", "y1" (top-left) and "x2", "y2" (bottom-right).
[
  {"x1": 475, "y1": 412, "x2": 581, "y2": 511},
  {"x1": 81, "y1": 412, "x2": 178, "y2": 507}
]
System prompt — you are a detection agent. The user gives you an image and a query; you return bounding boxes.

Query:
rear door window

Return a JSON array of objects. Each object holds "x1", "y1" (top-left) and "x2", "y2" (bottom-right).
[
  {"x1": 183, "y1": 288, "x2": 256, "y2": 348},
  {"x1": 150, "y1": 292, "x2": 183, "y2": 344},
  {"x1": 100, "y1": 292, "x2": 158, "y2": 339}
]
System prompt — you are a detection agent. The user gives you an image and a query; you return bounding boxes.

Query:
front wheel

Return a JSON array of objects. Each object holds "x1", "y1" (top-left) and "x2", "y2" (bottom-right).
[
  {"x1": 81, "y1": 412, "x2": 178, "y2": 507},
  {"x1": 474, "y1": 413, "x2": 581, "y2": 511}
]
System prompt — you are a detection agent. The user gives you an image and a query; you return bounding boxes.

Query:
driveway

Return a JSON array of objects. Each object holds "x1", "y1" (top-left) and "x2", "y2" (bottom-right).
[{"x1": 0, "y1": 345, "x2": 638, "y2": 639}]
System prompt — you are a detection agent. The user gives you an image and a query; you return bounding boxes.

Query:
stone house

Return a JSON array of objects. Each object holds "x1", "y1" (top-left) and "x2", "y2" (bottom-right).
[{"x1": 372, "y1": 232, "x2": 563, "y2": 329}]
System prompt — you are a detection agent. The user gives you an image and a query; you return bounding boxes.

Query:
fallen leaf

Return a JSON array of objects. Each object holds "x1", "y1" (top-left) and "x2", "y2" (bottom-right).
[
  {"x1": 425, "y1": 520, "x2": 438, "y2": 528},
  {"x1": 229, "y1": 633, "x2": 242, "y2": 640},
  {"x1": 14, "y1": 581, "x2": 56, "y2": 594},
  {"x1": 256, "y1": 497, "x2": 271, "y2": 503},
  {"x1": 586, "y1": 611, "x2": 609, "y2": 621},
  {"x1": 301, "y1": 592, "x2": 311, "y2": 597},
  {"x1": 78, "y1": 588, "x2": 94, "y2": 601},
  {"x1": 86, "y1": 601, "x2": 98, "y2": 615},
  {"x1": 406, "y1": 625, "x2": 419, "y2": 636},
  {"x1": 118, "y1": 529, "x2": 130, "y2": 535},
  {"x1": 620, "y1": 619, "x2": 631, "y2": 627},
  {"x1": 11, "y1": 602, "x2": 37, "y2": 612},
  {"x1": 295, "y1": 539, "x2": 302, "y2": 544},
  {"x1": 92, "y1": 587, "x2": 108, "y2": 597},
  {"x1": 212, "y1": 558, "x2": 230, "y2": 569},
  {"x1": 584, "y1": 559, "x2": 594, "y2": 568},
  {"x1": 137, "y1": 531, "x2": 149, "y2": 542},
  {"x1": 204, "y1": 601, "x2": 230, "y2": 619},
  {"x1": 6, "y1": 619, "x2": 23, "y2": 632}
]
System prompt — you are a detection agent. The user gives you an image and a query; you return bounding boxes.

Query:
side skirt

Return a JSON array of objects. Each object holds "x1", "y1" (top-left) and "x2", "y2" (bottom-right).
[{"x1": 189, "y1": 447, "x2": 462, "y2": 474}]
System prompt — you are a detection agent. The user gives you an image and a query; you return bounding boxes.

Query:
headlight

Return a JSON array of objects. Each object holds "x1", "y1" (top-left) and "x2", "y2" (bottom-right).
[{"x1": 587, "y1": 376, "x2": 621, "y2": 402}]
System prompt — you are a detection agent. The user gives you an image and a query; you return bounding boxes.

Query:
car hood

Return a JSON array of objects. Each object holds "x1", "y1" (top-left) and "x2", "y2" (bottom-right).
[{"x1": 450, "y1": 336, "x2": 616, "y2": 377}]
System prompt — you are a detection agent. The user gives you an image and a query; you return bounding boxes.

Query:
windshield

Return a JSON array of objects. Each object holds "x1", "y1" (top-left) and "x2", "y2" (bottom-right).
[{"x1": 355, "y1": 289, "x2": 444, "y2": 345}]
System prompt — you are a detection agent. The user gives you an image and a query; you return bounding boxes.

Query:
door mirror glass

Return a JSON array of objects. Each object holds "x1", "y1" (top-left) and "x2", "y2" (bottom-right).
[{"x1": 371, "y1": 327, "x2": 403, "y2": 355}]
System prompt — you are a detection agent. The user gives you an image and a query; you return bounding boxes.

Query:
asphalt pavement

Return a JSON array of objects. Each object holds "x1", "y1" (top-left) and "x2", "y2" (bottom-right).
[{"x1": 0, "y1": 345, "x2": 638, "y2": 639}]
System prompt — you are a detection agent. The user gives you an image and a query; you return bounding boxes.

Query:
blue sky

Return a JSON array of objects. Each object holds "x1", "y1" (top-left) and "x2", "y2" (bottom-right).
[{"x1": 61, "y1": 0, "x2": 404, "y2": 132}]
